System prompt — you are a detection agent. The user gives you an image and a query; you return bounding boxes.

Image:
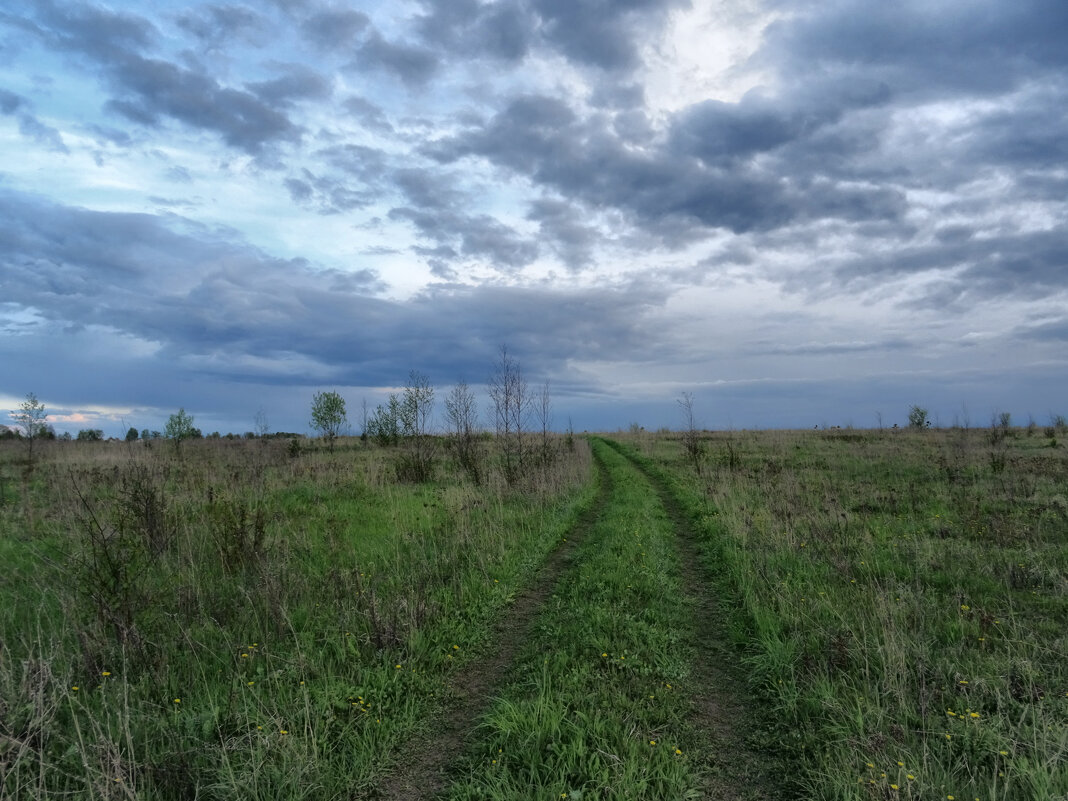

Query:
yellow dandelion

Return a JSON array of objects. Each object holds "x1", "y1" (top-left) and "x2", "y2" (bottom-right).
[
  {"x1": 897, "y1": 761, "x2": 904, "y2": 767},
  {"x1": 173, "y1": 698, "x2": 181, "y2": 704},
  {"x1": 907, "y1": 774, "x2": 916, "y2": 780},
  {"x1": 101, "y1": 671, "x2": 111, "y2": 677},
  {"x1": 72, "y1": 686, "x2": 79, "y2": 691},
  {"x1": 453, "y1": 645, "x2": 459, "y2": 650},
  {"x1": 999, "y1": 750, "x2": 1008, "y2": 756},
  {"x1": 280, "y1": 730, "x2": 288, "y2": 735},
  {"x1": 395, "y1": 664, "x2": 402, "y2": 669},
  {"x1": 970, "y1": 712, "x2": 980, "y2": 719},
  {"x1": 891, "y1": 784, "x2": 900, "y2": 791},
  {"x1": 675, "y1": 748, "x2": 682, "y2": 756}
]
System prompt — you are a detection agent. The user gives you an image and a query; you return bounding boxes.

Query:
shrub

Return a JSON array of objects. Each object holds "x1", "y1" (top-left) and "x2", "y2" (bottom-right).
[{"x1": 907, "y1": 405, "x2": 929, "y2": 430}]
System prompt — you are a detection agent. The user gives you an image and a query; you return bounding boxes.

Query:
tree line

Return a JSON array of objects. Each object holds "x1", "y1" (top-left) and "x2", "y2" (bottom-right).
[{"x1": 5, "y1": 347, "x2": 572, "y2": 486}]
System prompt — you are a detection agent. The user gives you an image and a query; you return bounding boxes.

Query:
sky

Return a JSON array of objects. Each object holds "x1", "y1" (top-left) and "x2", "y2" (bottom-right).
[{"x1": 1, "y1": 0, "x2": 1066, "y2": 437}]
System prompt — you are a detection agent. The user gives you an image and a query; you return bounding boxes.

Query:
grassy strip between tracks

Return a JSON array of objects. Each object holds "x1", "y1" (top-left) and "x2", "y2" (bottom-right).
[{"x1": 442, "y1": 439, "x2": 700, "y2": 801}]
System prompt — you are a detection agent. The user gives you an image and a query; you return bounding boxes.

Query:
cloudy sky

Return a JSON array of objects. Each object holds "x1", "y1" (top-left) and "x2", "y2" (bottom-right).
[{"x1": 1, "y1": 0, "x2": 1066, "y2": 436}]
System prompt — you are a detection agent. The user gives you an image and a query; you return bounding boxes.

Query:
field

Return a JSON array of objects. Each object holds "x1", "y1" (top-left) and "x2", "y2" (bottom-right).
[{"x1": 1, "y1": 426, "x2": 1066, "y2": 800}]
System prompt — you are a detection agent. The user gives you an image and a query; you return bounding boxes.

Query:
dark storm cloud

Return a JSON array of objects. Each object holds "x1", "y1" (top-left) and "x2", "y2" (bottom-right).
[
  {"x1": 1015, "y1": 318, "x2": 1068, "y2": 343},
  {"x1": 88, "y1": 124, "x2": 134, "y2": 146},
  {"x1": 103, "y1": 55, "x2": 302, "y2": 153},
  {"x1": 352, "y1": 32, "x2": 440, "y2": 86},
  {"x1": 414, "y1": 0, "x2": 533, "y2": 63},
  {"x1": 343, "y1": 96, "x2": 393, "y2": 133},
  {"x1": 299, "y1": 7, "x2": 370, "y2": 50},
  {"x1": 526, "y1": 198, "x2": 599, "y2": 270},
  {"x1": 247, "y1": 64, "x2": 332, "y2": 106},
  {"x1": 429, "y1": 94, "x2": 905, "y2": 238},
  {"x1": 18, "y1": 0, "x2": 300, "y2": 155},
  {"x1": 669, "y1": 79, "x2": 891, "y2": 167},
  {"x1": 0, "y1": 188, "x2": 667, "y2": 393},
  {"x1": 318, "y1": 143, "x2": 390, "y2": 184},
  {"x1": 762, "y1": 0, "x2": 1068, "y2": 97},
  {"x1": 962, "y1": 90, "x2": 1068, "y2": 167},
  {"x1": 0, "y1": 87, "x2": 68, "y2": 152},
  {"x1": 412, "y1": 0, "x2": 684, "y2": 73},
  {"x1": 174, "y1": 4, "x2": 266, "y2": 46},
  {"x1": 828, "y1": 227, "x2": 1068, "y2": 303},
  {"x1": 386, "y1": 165, "x2": 541, "y2": 272},
  {"x1": 17, "y1": 113, "x2": 68, "y2": 152},
  {"x1": 0, "y1": 88, "x2": 22, "y2": 113},
  {"x1": 389, "y1": 207, "x2": 539, "y2": 271},
  {"x1": 529, "y1": 0, "x2": 685, "y2": 71}
]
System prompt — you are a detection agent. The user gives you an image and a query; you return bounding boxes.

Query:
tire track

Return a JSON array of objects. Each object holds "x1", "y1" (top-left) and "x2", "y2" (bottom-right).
[
  {"x1": 373, "y1": 448, "x2": 613, "y2": 801},
  {"x1": 604, "y1": 439, "x2": 796, "y2": 801}
]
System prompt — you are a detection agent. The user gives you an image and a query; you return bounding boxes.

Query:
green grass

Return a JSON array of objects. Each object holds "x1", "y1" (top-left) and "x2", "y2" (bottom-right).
[
  {"x1": 5, "y1": 426, "x2": 1063, "y2": 800},
  {"x1": 444, "y1": 440, "x2": 698, "y2": 800},
  {"x1": 0, "y1": 436, "x2": 593, "y2": 799},
  {"x1": 616, "y1": 427, "x2": 1068, "y2": 801}
]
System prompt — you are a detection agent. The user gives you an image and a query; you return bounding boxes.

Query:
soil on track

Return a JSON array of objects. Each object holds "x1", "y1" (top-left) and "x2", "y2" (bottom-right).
[
  {"x1": 373, "y1": 450, "x2": 613, "y2": 801},
  {"x1": 607, "y1": 441, "x2": 795, "y2": 801}
]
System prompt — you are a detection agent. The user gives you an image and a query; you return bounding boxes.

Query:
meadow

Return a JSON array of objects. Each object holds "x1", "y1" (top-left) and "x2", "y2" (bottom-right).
[
  {"x1": 617, "y1": 424, "x2": 1068, "y2": 801},
  {"x1": 1, "y1": 424, "x2": 1065, "y2": 800}
]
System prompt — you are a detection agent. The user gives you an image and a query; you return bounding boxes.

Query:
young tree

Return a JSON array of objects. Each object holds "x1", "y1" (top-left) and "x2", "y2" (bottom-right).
[
  {"x1": 488, "y1": 345, "x2": 529, "y2": 485},
  {"x1": 12, "y1": 392, "x2": 48, "y2": 470},
  {"x1": 254, "y1": 408, "x2": 270, "y2": 439},
  {"x1": 678, "y1": 392, "x2": 704, "y2": 473},
  {"x1": 396, "y1": 370, "x2": 436, "y2": 481},
  {"x1": 533, "y1": 379, "x2": 554, "y2": 467},
  {"x1": 908, "y1": 405, "x2": 929, "y2": 430},
  {"x1": 367, "y1": 395, "x2": 401, "y2": 447},
  {"x1": 445, "y1": 379, "x2": 482, "y2": 483},
  {"x1": 310, "y1": 391, "x2": 347, "y2": 450},
  {"x1": 165, "y1": 408, "x2": 197, "y2": 452}
]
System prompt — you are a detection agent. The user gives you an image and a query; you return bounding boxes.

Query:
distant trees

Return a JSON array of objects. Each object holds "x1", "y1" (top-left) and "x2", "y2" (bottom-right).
[
  {"x1": 125, "y1": 427, "x2": 139, "y2": 442},
  {"x1": 77, "y1": 429, "x2": 105, "y2": 442},
  {"x1": 310, "y1": 391, "x2": 347, "y2": 450}
]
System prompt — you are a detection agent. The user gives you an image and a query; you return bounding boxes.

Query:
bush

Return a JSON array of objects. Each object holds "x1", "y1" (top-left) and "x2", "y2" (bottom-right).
[{"x1": 907, "y1": 405, "x2": 930, "y2": 430}]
